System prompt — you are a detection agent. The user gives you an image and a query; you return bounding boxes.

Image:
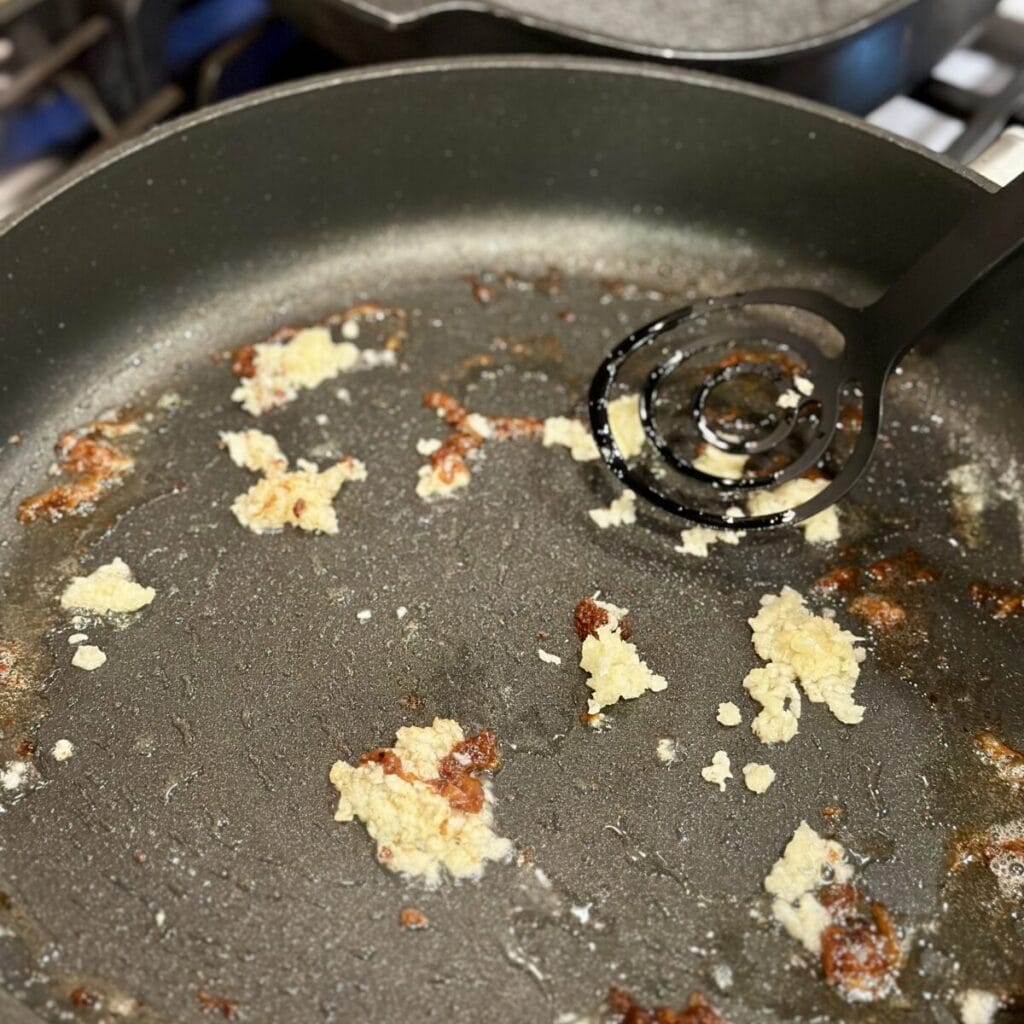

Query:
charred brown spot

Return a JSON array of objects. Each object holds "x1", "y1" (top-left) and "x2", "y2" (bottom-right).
[
  {"x1": 196, "y1": 989, "x2": 238, "y2": 1020},
  {"x1": 608, "y1": 986, "x2": 729, "y2": 1024},
  {"x1": 400, "y1": 907, "x2": 429, "y2": 929},
  {"x1": 292, "y1": 498, "x2": 307, "y2": 519},
  {"x1": 817, "y1": 567, "x2": 861, "y2": 594},
  {"x1": 839, "y1": 405, "x2": 863, "y2": 432},
  {"x1": 702, "y1": 349, "x2": 803, "y2": 377},
  {"x1": 574, "y1": 597, "x2": 631, "y2": 642},
  {"x1": 358, "y1": 748, "x2": 415, "y2": 783},
  {"x1": 969, "y1": 580, "x2": 1024, "y2": 619},
  {"x1": 864, "y1": 549, "x2": 938, "y2": 587},
  {"x1": 465, "y1": 275, "x2": 497, "y2": 304},
  {"x1": 821, "y1": 804, "x2": 847, "y2": 821},
  {"x1": 69, "y1": 987, "x2": 97, "y2": 1008},
  {"x1": 975, "y1": 731, "x2": 1024, "y2": 785},
  {"x1": 16, "y1": 738, "x2": 34, "y2": 758},
  {"x1": 18, "y1": 419, "x2": 137, "y2": 524},
  {"x1": 229, "y1": 345, "x2": 257, "y2": 378},
  {"x1": 848, "y1": 595, "x2": 906, "y2": 632},
  {"x1": 423, "y1": 390, "x2": 471, "y2": 428},
  {"x1": 818, "y1": 885, "x2": 901, "y2": 1003},
  {"x1": 949, "y1": 829, "x2": 1024, "y2": 870}
]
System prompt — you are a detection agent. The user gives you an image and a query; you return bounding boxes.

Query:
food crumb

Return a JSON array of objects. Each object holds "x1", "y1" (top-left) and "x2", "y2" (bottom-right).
[
  {"x1": 743, "y1": 762, "x2": 776, "y2": 794},
  {"x1": 400, "y1": 907, "x2": 429, "y2": 930},
  {"x1": 155, "y1": 910, "x2": 166, "y2": 927},
  {"x1": 416, "y1": 438, "x2": 442, "y2": 456},
  {"x1": 196, "y1": 989, "x2": 238, "y2": 1020},
  {"x1": 537, "y1": 648, "x2": 562, "y2": 665},
  {"x1": 356, "y1": 609, "x2": 372, "y2": 623},
  {"x1": 608, "y1": 986, "x2": 728, "y2": 1024},
  {"x1": 958, "y1": 989, "x2": 1002, "y2": 1024},
  {"x1": 0, "y1": 760, "x2": 29, "y2": 791},
  {"x1": 701, "y1": 750, "x2": 732, "y2": 791},
  {"x1": 656, "y1": 738, "x2": 677, "y2": 765},
  {"x1": 747, "y1": 477, "x2": 840, "y2": 544},
  {"x1": 51, "y1": 739, "x2": 74, "y2": 762},
  {"x1": 717, "y1": 701, "x2": 742, "y2": 727},
  {"x1": 72, "y1": 645, "x2": 106, "y2": 671},
  {"x1": 588, "y1": 489, "x2": 636, "y2": 529},
  {"x1": 676, "y1": 511, "x2": 746, "y2": 558},
  {"x1": 60, "y1": 557, "x2": 156, "y2": 614},
  {"x1": 67, "y1": 633, "x2": 88, "y2": 645},
  {"x1": 396, "y1": 606, "x2": 408, "y2": 620},
  {"x1": 777, "y1": 389, "x2": 801, "y2": 409},
  {"x1": 315, "y1": 413, "x2": 329, "y2": 426}
]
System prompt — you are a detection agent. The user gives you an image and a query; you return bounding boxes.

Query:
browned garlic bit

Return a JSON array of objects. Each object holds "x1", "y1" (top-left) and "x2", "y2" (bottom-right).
[
  {"x1": 17, "y1": 416, "x2": 139, "y2": 523},
  {"x1": 574, "y1": 597, "x2": 667, "y2": 721},
  {"x1": 229, "y1": 305, "x2": 400, "y2": 416},
  {"x1": 415, "y1": 391, "x2": 543, "y2": 500},
  {"x1": 329, "y1": 718, "x2": 512, "y2": 885}
]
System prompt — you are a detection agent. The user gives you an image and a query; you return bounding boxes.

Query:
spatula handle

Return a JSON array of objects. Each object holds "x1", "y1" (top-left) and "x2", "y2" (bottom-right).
[{"x1": 862, "y1": 169, "x2": 1024, "y2": 367}]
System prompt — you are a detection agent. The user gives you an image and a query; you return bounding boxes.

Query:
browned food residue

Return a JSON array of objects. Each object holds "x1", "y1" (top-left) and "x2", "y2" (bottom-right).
[
  {"x1": 228, "y1": 301, "x2": 408, "y2": 379},
  {"x1": 848, "y1": 595, "x2": 906, "y2": 632},
  {"x1": 465, "y1": 275, "x2": 497, "y2": 305},
  {"x1": 975, "y1": 731, "x2": 1024, "y2": 787},
  {"x1": 969, "y1": 580, "x2": 1024, "y2": 620},
  {"x1": 607, "y1": 986, "x2": 729, "y2": 1024},
  {"x1": 17, "y1": 417, "x2": 138, "y2": 523},
  {"x1": 464, "y1": 266, "x2": 563, "y2": 305},
  {"x1": 818, "y1": 883, "x2": 901, "y2": 1003},
  {"x1": 422, "y1": 389, "x2": 544, "y2": 488},
  {"x1": 0, "y1": 643, "x2": 26, "y2": 690},
  {"x1": 69, "y1": 987, "x2": 98, "y2": 1008},
  {"x1": 400, "y1": 907, "x2": 429, "y2": 930},
  {"x1": 701, "y1": 348, "x2": 804, "y2": 377},
  {"x1": 821, "y1": 804, "x2": 847, "y2": 821},
  {"x1": 573, "y1": 597, "x2": 631, "y2": 642},
  {"x1": 948, "y1": 820, "x2": 1024, "y2": 900},
  {"x1": 358, "y1": 729, "x2": 501, "y2": 816},
  {"x1": 196, "y1": 989, "x2": 238, "y2": 1020},
  {"x1": 816, "y1": 547, "x2": 938, "y2": 633}
]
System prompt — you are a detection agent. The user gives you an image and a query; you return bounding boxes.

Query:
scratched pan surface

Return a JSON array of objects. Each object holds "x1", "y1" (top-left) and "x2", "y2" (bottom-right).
[{"x1": 0, "y1": 58, "x2": 1022, "y2": 1024}]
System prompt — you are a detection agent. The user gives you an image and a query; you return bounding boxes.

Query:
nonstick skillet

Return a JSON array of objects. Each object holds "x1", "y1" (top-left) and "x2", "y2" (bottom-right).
[{"x1": 0, "y1": 57, "x2": 1022, "y2": 1024}]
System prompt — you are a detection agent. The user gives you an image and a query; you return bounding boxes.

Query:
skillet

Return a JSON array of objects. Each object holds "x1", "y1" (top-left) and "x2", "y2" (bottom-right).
[{"x1": 0, "y1": 57, "x2": 1022, "y2": 1023}]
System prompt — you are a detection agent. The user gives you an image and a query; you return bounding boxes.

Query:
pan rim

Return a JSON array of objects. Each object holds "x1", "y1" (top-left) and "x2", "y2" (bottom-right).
[{"x1": 0, "y1": 55, "x2": 993, "y2": 243}]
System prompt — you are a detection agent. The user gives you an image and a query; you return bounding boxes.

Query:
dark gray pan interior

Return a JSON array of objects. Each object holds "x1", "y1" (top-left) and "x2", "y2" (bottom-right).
[{"x1": 0, "y1": 58, "x2": 1022, "y2": 1024}]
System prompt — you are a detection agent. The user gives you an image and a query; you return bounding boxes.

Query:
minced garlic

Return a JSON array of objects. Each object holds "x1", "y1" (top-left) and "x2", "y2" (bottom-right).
[
  {"x1": 701, "y1": 750, "x2": 732, "y2": 791},
  {"x1": 416, "y1": 460, "x2": 470, "y2": 500},
  {"x1": 747, "y1": 477, "x2": 839, "y2": 544},
  {"x1": 579, "y1": 604, "x2": 668, "y2": 716},
  {"x1": 220, "y1": 429, "x2": 288, "y2": 475},
  {"x1": 606, "y1": 394, "x2": 645, "y2": 459},
  {"x1": 232, "y1": 326, "x2": 392, "y2": 416},
  {"x1": 694, "y1": 447, "x2": 747, "y2": 478},
  {"x1": 231, "y1": 456, "x2": 366, "y2": 535},
  {"x1": 717, "y1": 701, "x2": 742, "y2": 727},
  {"x1": 543, "y1": 394, "x2": 644, "y2": 462},
  {"x1": 60, "y1": 558, "x2": 155, "y2": 614},
  {"x1": 743, "y1": 763, "x2": 776, "y2": 794},
  {"x1": 329, "y1": 718, "x2": 512, "y2": 885},
  {"x1": 656, "y1": 738, "x2": 677, "y2": 764},
  {"x1": 589, "y1": 490, "x2": 637, "y2": 528},
  {"x1": 764, "y1": 820, "x2": 853, "y2": 953},
  {"x1": 744, "y1": 662, "x2": 802, "y2": 744},
  {"x1": 537, "y1": 649, "x2": 562, "y2": 665},
  {"x1": 72, "y1": 644, "x2": 106, "y2": 670},
  {"x1": 51, "y1": 739, "x2": 75, "y2": 761},
  {"x1": 958, "y1": 990, "x2": 1002, "y2": 1024},
  {"x1": 750, "y1": 587, "x2": 865, "y2": 726}
]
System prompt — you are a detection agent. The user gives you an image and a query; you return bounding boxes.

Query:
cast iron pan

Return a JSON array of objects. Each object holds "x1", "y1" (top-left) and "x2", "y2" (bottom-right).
[
  {"x1": 0, "y1": 57, "x2": 1022, "y2": 1023},
  {"x1": 267, "y1": 0, "x2": 997, "y2": 113}
]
